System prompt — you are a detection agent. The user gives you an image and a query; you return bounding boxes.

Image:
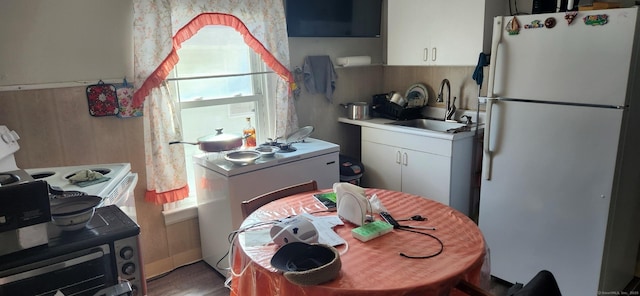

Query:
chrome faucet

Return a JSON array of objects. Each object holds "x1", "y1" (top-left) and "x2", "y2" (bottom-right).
[
  {"x1": 438, "y1": 79, "x2": 457, "y2": 121},
  {"x1": 437, "y1": 79, "x2": 450, "y2": 104},
  {"x1": 446, "y1": 97, "x2": 457, "y2": 121}
]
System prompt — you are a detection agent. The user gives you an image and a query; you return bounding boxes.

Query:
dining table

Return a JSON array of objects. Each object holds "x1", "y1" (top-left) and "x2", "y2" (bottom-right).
[{"x1": 229, "y1": 188, "x2": 489, "y2": 296}]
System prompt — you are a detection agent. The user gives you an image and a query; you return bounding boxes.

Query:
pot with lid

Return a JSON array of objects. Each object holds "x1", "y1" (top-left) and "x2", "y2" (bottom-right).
[
  {"x1": 169, "y1": 128, "x2": 244, "y2": 152},
  {"x1": 340, "y1": 102, "x2": 370, "y2": 120}
]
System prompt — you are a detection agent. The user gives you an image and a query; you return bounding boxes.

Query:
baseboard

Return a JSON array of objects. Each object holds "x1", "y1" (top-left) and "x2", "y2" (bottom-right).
[{"x1": 144, "y1": 248, "x2": 203, "y2": 280}]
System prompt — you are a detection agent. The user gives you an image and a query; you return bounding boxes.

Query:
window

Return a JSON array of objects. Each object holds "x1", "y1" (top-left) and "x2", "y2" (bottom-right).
[{"x1": 163, "y1": 25, "x2": 268, "y2": 217}]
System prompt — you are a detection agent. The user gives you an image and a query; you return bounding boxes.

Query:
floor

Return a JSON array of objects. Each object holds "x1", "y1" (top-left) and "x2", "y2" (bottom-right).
[
  {"x1": 146, "y1": 261, "x2": 229, "y2": 296},
  {"x1": 146, "y1": 261, "x2": 513, "y2": 295},
  {"x1": 147, "y1": 261, "x2": 640, "y2": 295}
]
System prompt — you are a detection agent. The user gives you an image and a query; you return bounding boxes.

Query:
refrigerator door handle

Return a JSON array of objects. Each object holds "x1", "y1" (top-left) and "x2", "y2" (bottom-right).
[
  {"x1": 482, "y1": 16, "x2": 504, "y2": 181},
  {"x1": 482, "y1": 97, "x2": 497, "y2": 180},
  {"x1": 486, "y1": 16, "x2": 503, "y2": 98}
]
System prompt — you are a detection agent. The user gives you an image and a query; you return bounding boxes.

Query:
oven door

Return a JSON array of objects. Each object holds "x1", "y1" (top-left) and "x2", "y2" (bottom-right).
[{"x1": 0, "y1": 244, "x2": 117, "y2": 296}]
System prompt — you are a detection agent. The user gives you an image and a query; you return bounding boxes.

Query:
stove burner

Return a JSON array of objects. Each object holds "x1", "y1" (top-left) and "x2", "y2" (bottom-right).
[
  {"x1": 48, "y1": 184, "x2": 88, "y2": 199},
  {"x1": 31, "y1": 172, "x2": 55, "y2": 180},
  {"x1": 277, "y1": 145, "x2": 297, "y2": 153},
  {"x1": 0, "y1": 173, "x2": 19, "y2": 185},
  {"x1": 64, "y1": 168, "x2": 111, "y2": 180},
  {"x1": 260, "y1": 142, "x2": 297, "y2": 153},
  {"x1": 51, "y1": 190, "x2": 87, "y2": 199}
]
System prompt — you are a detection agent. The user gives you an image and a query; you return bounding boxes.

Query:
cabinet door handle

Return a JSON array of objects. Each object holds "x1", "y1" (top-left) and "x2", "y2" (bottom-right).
[
  {"x1": 432, "y1": 47, "x2": 437, "y2": 61},
  {"x1": 402, "y1": 152, "x2": 408, "y2": 166},
  {"x1": 423, "y1": 48, "x2": 428, "y2": 61},
  {"x1": 396, "y1": 151, "x2": 401, "y2": 164}
]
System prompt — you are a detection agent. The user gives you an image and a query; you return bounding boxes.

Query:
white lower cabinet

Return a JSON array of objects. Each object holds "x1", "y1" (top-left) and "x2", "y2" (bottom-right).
[{"x1": 361, "y1": 127, "x2": 473, "y2": 215}]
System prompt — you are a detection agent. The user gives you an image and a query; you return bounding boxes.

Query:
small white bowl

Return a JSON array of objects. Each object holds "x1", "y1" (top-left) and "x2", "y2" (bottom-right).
[{"x1": 255, "y1": 146, "x2": 280, "y2": 157}]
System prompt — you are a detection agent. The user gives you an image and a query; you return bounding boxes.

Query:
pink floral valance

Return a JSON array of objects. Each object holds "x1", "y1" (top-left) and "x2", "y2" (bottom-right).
[
  {"x1": 133, "y1": 0, "x2": 298, "y2": 204},
  {"x1": 132, "y1": 0, "x2": 295, "y2": 110}
]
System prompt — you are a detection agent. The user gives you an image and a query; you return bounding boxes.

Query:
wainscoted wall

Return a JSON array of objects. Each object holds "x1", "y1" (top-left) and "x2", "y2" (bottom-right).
[{"x1": 0, "y1": 87, "x2": 202, "y2": 278}]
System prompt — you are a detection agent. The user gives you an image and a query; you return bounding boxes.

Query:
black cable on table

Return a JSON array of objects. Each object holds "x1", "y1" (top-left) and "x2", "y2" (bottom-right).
[{"x1": 396, "y1": 226, "x2": 444, "y2": 259}]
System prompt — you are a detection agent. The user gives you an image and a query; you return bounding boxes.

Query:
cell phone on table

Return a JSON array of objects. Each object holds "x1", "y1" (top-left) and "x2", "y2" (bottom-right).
[{"x1": 313, "y1": 192, "x2": 337, "y2": 211}]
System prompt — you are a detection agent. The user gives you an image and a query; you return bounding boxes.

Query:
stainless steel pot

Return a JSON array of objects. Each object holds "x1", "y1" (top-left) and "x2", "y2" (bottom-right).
[
  {"x1": 341, "y1": 102, "x2": 370, "y2": 120},
  {"x1": 169, "y1": 128, "x2": 243, "y2": 152}
]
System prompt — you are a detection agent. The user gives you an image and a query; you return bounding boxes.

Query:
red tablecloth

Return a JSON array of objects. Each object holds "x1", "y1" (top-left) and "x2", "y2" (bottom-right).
[{"x1": 230, "y1": 188, "x2": 488, "y2": 296}]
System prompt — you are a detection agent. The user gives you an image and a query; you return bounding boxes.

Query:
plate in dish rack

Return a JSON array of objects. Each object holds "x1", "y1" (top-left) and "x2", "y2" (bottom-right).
[{"x1": 405, "y1": 83, "x2": 428, "y2": 108}]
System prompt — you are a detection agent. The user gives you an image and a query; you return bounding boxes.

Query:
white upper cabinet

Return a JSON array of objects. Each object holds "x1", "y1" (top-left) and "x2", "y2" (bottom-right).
[{"x1": 386, "y1": 0, "x2": 502, "y2": 66}]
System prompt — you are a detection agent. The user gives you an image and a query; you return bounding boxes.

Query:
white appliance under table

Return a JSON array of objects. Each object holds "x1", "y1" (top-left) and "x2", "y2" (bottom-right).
[
  {"x1": 479, "y1": 7, "x2": 640, "y2": 295},
  {"x1": 26, "y1": 163, "x2": 139, "y2": 222},
  {"x1": 193, "y1": 138, "x2": 339, "y2": 274}
]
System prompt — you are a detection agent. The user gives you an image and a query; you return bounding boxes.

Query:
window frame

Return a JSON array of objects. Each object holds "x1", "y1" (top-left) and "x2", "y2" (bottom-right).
[{"x1": 161, "y1": 25, "x2": 271, "y2": 221}]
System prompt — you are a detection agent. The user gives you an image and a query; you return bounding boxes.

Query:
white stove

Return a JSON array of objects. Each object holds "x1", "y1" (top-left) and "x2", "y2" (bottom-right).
[
  {"x1": 193, "y1": 138, "x2": 340, "y2": 177},
  {"x1": 26, "y1": 163, "x2": 131, "y2": 198},
  {"x1": 0, "y1": 125, "x2": 138, "y2": 222},
  {"x1": 26, "y1": 164, "x2": 139, "y2": 222}
]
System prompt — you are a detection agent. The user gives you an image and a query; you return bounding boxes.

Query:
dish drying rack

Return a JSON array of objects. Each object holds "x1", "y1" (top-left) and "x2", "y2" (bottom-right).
[{"x1": 370, "y1": 94, "x2": 425, "y2": 120}]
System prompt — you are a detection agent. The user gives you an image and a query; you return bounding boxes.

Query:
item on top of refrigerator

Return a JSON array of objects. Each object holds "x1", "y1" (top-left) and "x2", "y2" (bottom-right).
[
  {"x1": 532, "y1": 0, "x2": 556, "y2": 14},
  {"x1": 579, "y1": 1, "x2": 622, "y2": 10}
]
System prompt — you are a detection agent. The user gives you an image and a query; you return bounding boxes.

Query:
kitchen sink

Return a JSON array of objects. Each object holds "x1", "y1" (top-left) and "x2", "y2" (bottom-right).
[{"x1": 386, "y1": 118, "x2": 467, "y2": 132}]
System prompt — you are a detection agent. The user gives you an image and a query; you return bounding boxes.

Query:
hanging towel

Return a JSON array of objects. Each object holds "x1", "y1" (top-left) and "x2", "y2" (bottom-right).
[
  {"x1": 303, "y1": 55, "x2": 337, "y2": 102},
  {"x1": 472, "y1": 53, "x2": 490, "y2": 86}
]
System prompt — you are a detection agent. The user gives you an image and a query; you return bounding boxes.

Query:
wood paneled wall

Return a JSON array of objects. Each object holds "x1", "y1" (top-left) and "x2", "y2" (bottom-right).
[{"x1": 0, "y1": 86, "x2": 200, "y2": 279}]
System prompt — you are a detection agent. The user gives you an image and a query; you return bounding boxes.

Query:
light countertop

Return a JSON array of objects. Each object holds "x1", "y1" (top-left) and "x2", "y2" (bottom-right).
[{"x1": 338, "y1": 117, "x2": 483, "y2": 141}]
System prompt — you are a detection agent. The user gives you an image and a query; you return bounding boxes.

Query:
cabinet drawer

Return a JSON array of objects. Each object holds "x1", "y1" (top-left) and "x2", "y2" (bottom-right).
[{"x1": 362, "y1": 127, "x2": 452, "y2": 157}]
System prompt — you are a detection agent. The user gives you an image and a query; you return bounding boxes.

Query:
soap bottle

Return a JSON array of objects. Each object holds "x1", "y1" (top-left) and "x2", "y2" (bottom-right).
[{"x1": 243, "y1": 117, "x2": 256, "y2": 148}]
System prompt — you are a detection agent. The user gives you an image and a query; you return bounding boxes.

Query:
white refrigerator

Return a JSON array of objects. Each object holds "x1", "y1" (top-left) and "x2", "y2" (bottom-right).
[{"x1": 479, "y1": 7, "x2": 640, "y2": 295}]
